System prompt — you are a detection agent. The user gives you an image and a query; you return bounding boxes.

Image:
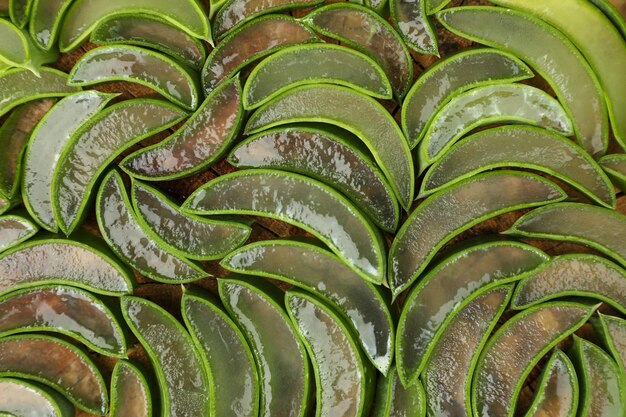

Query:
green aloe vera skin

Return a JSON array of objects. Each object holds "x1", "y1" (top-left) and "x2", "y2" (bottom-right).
[{"x1": 109, "y1": 360, "x2": 152, "y2": 417}]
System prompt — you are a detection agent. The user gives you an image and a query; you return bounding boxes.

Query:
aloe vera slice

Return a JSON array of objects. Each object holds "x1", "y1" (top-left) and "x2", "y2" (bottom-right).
[
  {"x1": 426, "y1": 0, "x2": 450, "y2": 13},
  {"x1": 121, "y1": 296, "x2": 211, "y2": 417},
  {"x1": 184, "y1": 169, "x2": 386, "y2": 284},
  {"x1": 109, "y1": 360, "x2": 151, "y2": 417},
  {"x1": 58, "y1": 0, "x2": 210, "y2": 52},
  {"x1": 0, "y1": 197, "x2": 9, "y2": 216},
  {"x1": 417, "y1": 83, "x2": 573, "y2": 170},
  {"x1": 201, "y1": 15, "x2": 318, "y2": 94},
  {"x1": 390, "y1": 0, "x2": 438, "y2": 54},
  {"x1": 303, "y1": 3, "x2": 412, "y2": 98},
  {"x1": 569, "y1": 337, "x2": 626, "y2": 417},
  {"x1": 131, "y1": 181, "x2": 250, "y2": 260},
  {"x1": 91, "y1": 13, "x2": 207, "y2": 71},
  {"x1": 397, "y1": 241, "x2": 547, "y2": 384},
  {"x1": 285, "y1": 289, "x2": 375, "y2": 417},
  {"x1": 0, "y1": 284, "x2": 127, "y2": 357},
  {"x1": 389, "y1": 171, "x2": 565, "y2": 297},
  {"x1": 0, "y1": 68, "x2": 79, "y2": 119},
  {"x1": 221, "y1": 239, "x2": 394, "y2": 374},
  {"x1": 68, "y1": 45, "x2": 200, "y2": 110},
  {"x1": 373, "y1": 366, "x2": 426, "y2": 417},
  {"x1": 0, "y1": 214, "x2": 38, "y2": 253},
  {"x1": 246, "y1": 85, "x2": 414, "y2": 208},
  {"x1": 422, "y1": 285, "x2": 512, "y2": 417},
  {"x1": 438, "y1": 7, "x2": 608, "y2": 156},
  {"x1": 512, "y1": 254, "x2": 626, "y2": 314},
  {"x1": 421, "y1": 126, "x2": 615, "y2": 207},
  {"x1": 228, "y1": 126, "x2": 400, "y2": 232},
  {"x1": 524, "y1": 350, "x2": 578, "y2": 417},
  {"x1": 589, "y1": 0, "x2": 626, "y2": 39},
  {"x1": 599, "y1": 153, "x2": 626, "y2": 192},
  {"x1": 0, "y1": 334, "x2": 108, "y2": 414},
  {"x1": 97, "y1": 171, "x2": 207, "y2": 283},
  {"x1": 593, "y1": 314, "x2": 626, "y2": 372},
  {"x1": 473, "y1": 302, "x2": 596, "y2": 417},
  {"x1": 506, "y1": 203, "x2": 626, "y2": 269},
  {"x1": 22, "y1": 91, "x2": 116, "y2": 233},
  {"x1": 8, "y1": 0, "x2": 33, "y2": 27},
  {"x1": 182, "y1": 289, "x2": 259, "y2": 417},
  {"x1": 121, "y1": 76, "x2": 244, "y2": 181},
  {"x1": 402, "y1": 48, "x2": 532, "y2": 148},
  {"x1": 0, "y1": 236, "x2": 134, "y2": 296},
  {"x1": 0, "y1": 378, "x2": 74, "y2": 417},
  {"x1": 219, "y1": 278, "x2": 312, "y2": 417},
  {"x1": 53, "y1": 99, "x2": 185, "y2": 235},
  {"x1": 0, "y1": 18, "x2": 57, "y2": 70},
  {"x1": 28, "y1": 0, "x2": 73, "y2": 50}
]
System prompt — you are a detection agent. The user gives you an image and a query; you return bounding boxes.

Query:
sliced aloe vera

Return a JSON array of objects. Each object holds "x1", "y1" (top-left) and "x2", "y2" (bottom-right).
[
  {"x1": 184, "y1": 169, "x2": 386, "y2": 284},
  {"x1": 397, "y1": 241, "x2": 547, "y2": 384},
  {"x1": 0, "y1": 214, "x2": 38, "y2": 253},
  {"x1": 91, "y1": 13, "x2": 206, "y2": 71},
  {"x1": 23, "y1": 91, "x2": 116, "y2": 233},
  {"x1": 53, "y1": 98, "x2": 185, "y2": 235},
  {"x1": 0, "y1": 68, "x2": 79, "y2": 119},
  {"x1": 422, "y1": 285, "x2": 512, "y2": 417},
  {"x1": 228, "y1": 126, "x2": 399, "y2": 232},
  {"x1": 28, "y1": 0, "x2": 72, "y2": 49},
  {"x1": 593, "y1": 314, "x2": 626, "y2": 372},
  {"x1": 373, "y1": 366, "x2": 426, "y2": 417},
  {"x1": 109, "y1": 360, "x2": 151, "y2": 417},
  {"x1": 246, "y1": 85, "x2": 414, "y2": 208},
  {"x1": 8, "y1": 0, "x2": 33, "y2": 27},
  {"x1": 0, "y1": 377, "x2": 74, "y2": 417},
  {"x1": 512, "y1": 254, "x2": 626, "y2": 314},
  {"x1": 417, "y1": 83, "x2": 573, "y2": 169},
  {"x1": 201, "y1": 15, "x2": 318, "y2": 94},
  {"x1": 472, "y1": 302, "x2": 596, "y2": 417},
  {"x1": 506, "y1": 203, "x2": 626, "y2": 269},
  {"x1": 569, "y1": 337, "x2": 626, "y2": 417},
  {"x1": 0, "y1": 284, "x2": 126, "y2": 357},
  {"x1": 0, "y1": 334, "x2": 108, "y2": 414},
  {"x1": 599, "y1": 153, "x2": 626, "y2": 192},
  {"x1": 438, "y1": 7, "x2": 608, "y2": 156},
  {"x1": 121, "y1": 76, "x2": 244, "y2": 181},
  {"x1": 219, "y1": 279, "x2": 311, "y2": 417},
  {"x1": 589, "y1": 0, "x2": 626, "y2": 39},
  {"x1": 68, "y1": 45, "x2": 199, "y2": 110},
  {"x1": 121, "y1": 296, "x2": 211, "y2": 417},
  {"x1": 0, "y1": 197, "x2": 9, "y2": 216},
  {"x1": 402, "y1": 48, "x2": 532, "y2": 148},
  {"x1": 303, "y1": 3, "x2": 412, "y2": 98},
  {"x1": 285, "y1": 289, "x2": 375, "y2": 417},
  {"x1": 0, "y1": 18, "x2": 57, "y2": 70},
  {"x1": 182, "y1": 289, "x2": 259, "y2": 417},
  {"x1": 221, "y1": 239, "x2": 394, "y2": 374},
  {"x1": 426, "y1": 0, "x2": 450, "y2": 13},
  {"x1": 389, "y1": 171, "x2": 565, "y2": 297},
  {"x1": 421, "y1": 126, "x2": 615, "y2": 207},
  {"x1": 59, "y1": 0, "x2": 210, "y2": 52},
  {"x1": 390, "y1": 0, "x2": 438, "y2": 54},
  {"x1": 97, "y1": 171, "x2": 207, "y2": 283}
]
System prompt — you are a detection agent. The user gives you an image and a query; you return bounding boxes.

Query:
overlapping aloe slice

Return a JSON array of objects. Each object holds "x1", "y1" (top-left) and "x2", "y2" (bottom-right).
[
  {"x1": 246, "y1": 85, "x2": 414, "y2": 208},
  {"x1": 422, "y1": 285, "x2": 512, "y2": 417},
  {"x1": 9, "y1": 0, "x2": 33, "y2": 28},
  {"x1": 0, "y1": 378, "x2": 74, "y2": 417},
  {"x1": 183, "y1": 169, "x2": 386, "y2": 284},
  {"x1": 219, "y1": 278, "x2": 311, "y2": 417},
  {"x1": 58, "y1": 0, "x2": 211, "y2": 52},
  {"x1": 0, "y1": 68, "x2": 79, "y2": 118},
  {"x1": 390, "y1": 0, "x2": 438, "y2": 54},
  {"x1": 0, "y1": 213, "x2": 38, "y2": 253},
  {"x1": 472, "y1": 302, "x2": 596, "y2": 417},
  {"x1": 0, "y1": 197, "x2": 9, "y2": 216},
  {"x1": 0, "y1": 18, "x2": 57, "y2": 70},
  {"x1": 373, "y1": 365, "x2": 426, "y2": 417},
  {"x1": 438, "y1": 6, "x2": 608, "y2": 156},
  {"x1": 68, "y1": 45, "x2": 200, "y2": 110},
  {"x1": 91, "y1": 13, "x2": 207, "y2": 71},
  {"x1": 593, "y1": 314, "x2": 626, "y2": 372},
  {"x1": 220, "y1": 239, "x2": 394, "y2": 374},
  {"x1": 0, "y1": 236, "x2": 134, "y2": 296},
  {"x1": 589, "y1": 0, "x2": 626, "y2": 39},
  {"x1": 0, "y1": 334, "x2": 108, "y2": 415},
  {"x1": 506, "y1": 203, "x2": 626, "y2": 269},
  {"x1": 122, "y1": 76, "x2": 244, "y2": 181},
  {"x1": 243, "y1": 44, "x2": 392, "y2": 109},
  {"x1": 28, "y1": 0, "x2": 73, "y2": 49},
  {"x1": 201, "y1": 15, "x2": 318, "y2": 94},
  {"x1": 286, "y1": 289, "x2": 375, "y2": 417},
  {"x1": 396, "y1": 241, "x2": 547, "y2": 384},
  {"x1": 303, "y1": 3, "x2": 412, "y2": 98},
  {"x1": 109, "y1": 360, "x2": 151, "y2": 417},
  {"x1": 53, "y1": 98, "x2": 185, "y2": 235},
  {"x1": 97, "y1": 171, "x2": 207, "y2": 283},
  {"x1": 228, "y1": 126, "x2": 399, "y2": 232},
  {"x1": 389, "y1": 171, "x2": 565, "y2": 297},
  {"x1": 121, "y1": 296, "x2": 211, "y2": 417},
  {"x1": 599, "y1": 154, "x2": 626, "y2": 192},
  {"x1": 182, "y1": 289, "x2": 259, "y2": 417},
  {"x1": 421, "y1": 126, "x2": 615, "y2": 207}
]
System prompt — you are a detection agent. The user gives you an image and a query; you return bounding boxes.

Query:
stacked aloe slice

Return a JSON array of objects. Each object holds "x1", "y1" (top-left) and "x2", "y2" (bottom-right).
[{"x1": 0, "y1": 0, "x2": 626, "y2": 416}]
